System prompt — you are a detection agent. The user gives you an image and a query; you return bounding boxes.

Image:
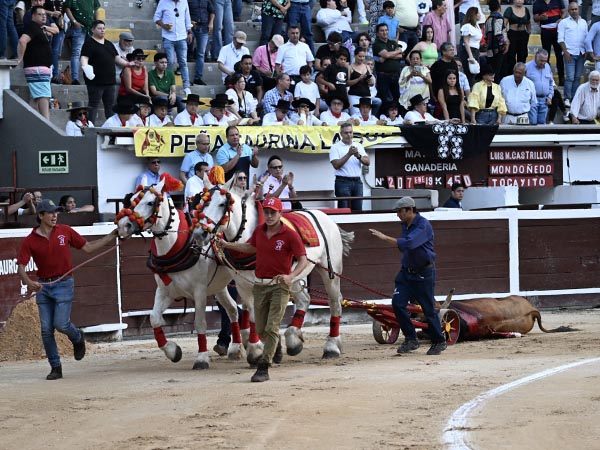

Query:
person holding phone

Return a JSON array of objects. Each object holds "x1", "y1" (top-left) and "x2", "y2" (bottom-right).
[{"x1": 399, "y1": 50, "x2": 432, "y2": 115}]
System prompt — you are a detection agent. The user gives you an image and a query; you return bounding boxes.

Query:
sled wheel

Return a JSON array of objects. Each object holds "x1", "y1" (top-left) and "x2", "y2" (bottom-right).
[
  {"x1": 441, "y1": 309, "x2": 460, "y2": 345},
  {"x1": 372, "y1": 320, "x2": 400, "y2": 344}
]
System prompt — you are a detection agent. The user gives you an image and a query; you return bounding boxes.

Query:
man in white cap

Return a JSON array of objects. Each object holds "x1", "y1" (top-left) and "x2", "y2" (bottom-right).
[
  {"x1": 113, "y1": 31, "x2": 135, "y2": 83},
  {"x1": 217, "y1": 30, "x2": 249, "y2": 82},
  {"x1": 369, "y1": 197, "x2": 448, "y2": 356}
]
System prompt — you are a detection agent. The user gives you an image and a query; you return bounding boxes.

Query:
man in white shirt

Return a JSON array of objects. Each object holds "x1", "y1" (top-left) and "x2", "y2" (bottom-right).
[
  {"x1": 184, "y1": 161, "x2": 209, "y2": 209},
  {"x1": 403, "y1": 94, "x2": 440, "y2": 124},
  {"x1": 102, "y1": 99, "x2": 138, "y2": 128},
  {"x1": 351, "y1": 98, "x2": 386, "y2": 125},
  {"x1": 329, "y1": 122, "x2": 370, "y2": 211},
  {"x1": 202, "y1": 93, "x2": 239, "y2": 126},
  {"x1": 569, "y1": 70, "x2": 600, "y2": 124},
  {"x1": 275, "y1": 25, "x2": 314, "y2": 83},
  {"x1": 500, "y1": 62, "x2": 537, "y2": 124},
  {"x1": 113, "y1": 31, "x2": 134, "y2": 83},
  {"x1": 180, "y1": 132, "x2": 214, "y2": 183},
  {"x1": 316, "y1": 0, "x2": 354, "y2": 41},
  {"x1": 154, "y1": 0, "x2": 193, "y2": 95},
  {"x1": 217, "y1": 30, "x2": 249, "y2": 82},
  {"x1": 262, "y1": 99, "x2": 296, "y2": 125},
  {"x1": 148, "y1": 97, "x2": 174, "y2": 126},
  {"x1": 260, "y1": 155, "x2": 297, "y2": 210},
  {"x1": 558, "y1": 1, "x2": 588, "y2": 103},
  {"x1": 174, "y1": 93, "x2": 205, "y2": 126}
]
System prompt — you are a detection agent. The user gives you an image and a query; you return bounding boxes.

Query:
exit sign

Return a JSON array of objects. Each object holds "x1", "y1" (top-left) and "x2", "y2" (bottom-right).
[{"x1": 39, "y1": 151, "x2": 69, "y2": 174}]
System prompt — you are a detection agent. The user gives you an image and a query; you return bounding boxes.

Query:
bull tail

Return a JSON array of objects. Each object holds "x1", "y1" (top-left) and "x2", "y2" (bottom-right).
[{"x1": 533, "y1": 311, "x2": 579, "y2": 333}]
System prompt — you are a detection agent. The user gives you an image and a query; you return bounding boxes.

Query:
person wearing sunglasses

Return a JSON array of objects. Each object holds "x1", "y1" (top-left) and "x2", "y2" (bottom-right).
[
  {"x1": 258, "y1": 155, "x2": 297, "y2": 211},
  {"x1": 135, "y1": 157, "x2": 163, "y2": 189},
  {"x1": 65, "y1": 101, "x2": 95, "y2": 136}
]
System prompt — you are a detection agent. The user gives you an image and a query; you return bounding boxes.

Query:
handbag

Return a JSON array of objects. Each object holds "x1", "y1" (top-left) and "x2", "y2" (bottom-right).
[{"x1": 468, "y1": 60, "x2": 480, "y2": 75}]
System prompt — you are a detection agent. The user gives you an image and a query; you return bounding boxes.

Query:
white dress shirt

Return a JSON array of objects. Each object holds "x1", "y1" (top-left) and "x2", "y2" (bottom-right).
[
  {"x1": 275, "y1": 41, "x2": 315, "y2": 76},
  {"x1": 500, "y1": 75, "x2": 536, "y2": 115},
  {"x1": 558, "y1": 15, "x2": 588, "y2": 55}
]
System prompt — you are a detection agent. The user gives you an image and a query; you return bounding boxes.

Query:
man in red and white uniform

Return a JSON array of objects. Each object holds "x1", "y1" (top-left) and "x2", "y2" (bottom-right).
[
  {"x1": 217, "y1": 197, "x2": 307, "y2": 382},
  {"x1": 17, "y1": 199, "x2": 118, "y2": 380}
]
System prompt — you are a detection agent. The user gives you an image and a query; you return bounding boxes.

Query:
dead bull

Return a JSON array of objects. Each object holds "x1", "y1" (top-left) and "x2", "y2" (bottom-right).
[{"x1": 448, "y1": 295, "x2": 576, "y2": 341}]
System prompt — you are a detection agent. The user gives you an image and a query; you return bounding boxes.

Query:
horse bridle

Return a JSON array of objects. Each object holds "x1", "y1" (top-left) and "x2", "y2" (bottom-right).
[
  {"x1": 190, "y1": 186, "x2": 247, "y2": 242},
  {"x1": 115, "y1": 186, "x2": 170, "y2": 236}
]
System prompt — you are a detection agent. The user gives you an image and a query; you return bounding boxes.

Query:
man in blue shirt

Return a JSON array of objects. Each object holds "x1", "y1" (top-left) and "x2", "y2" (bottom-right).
[
  {"x1": 179, "y1": 132, "x2": 214, "y2": 183},
  {"x1": 215, "y1": 125, "x2": 259, "y2": 181},
  {"x1": 135, "y1": 157, "x2": 162, "y2": 189},
  {"x1": 525, "y1": 49, "x2": 554, "y2": 125},
  {"x1": 585, "y1": 20, "x2": 600, "y2": 71},
  {"x1": 369, "y1": 197, "x2": 447, "y2": 356}
]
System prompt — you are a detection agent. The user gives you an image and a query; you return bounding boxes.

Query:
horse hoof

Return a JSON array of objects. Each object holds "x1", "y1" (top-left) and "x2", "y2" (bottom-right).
[
  {"x1": 286, "y1": 344, "x2": 303, "y2": 356},
  {"x1": 172, "y1": 346, "x2": 183, "y2": 363},
  {"x1": 322, "y1": 350, "x2": 340, "y2": 359},
  {"x1": 228, "y1": 351, "x2": 242, "y2": 361},
  {"x1": 193, "y1": 361, "x2": 209, "y2": 370}
]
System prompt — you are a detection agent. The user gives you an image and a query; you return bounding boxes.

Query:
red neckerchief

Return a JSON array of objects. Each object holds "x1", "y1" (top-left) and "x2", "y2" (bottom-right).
[
  {"x1": 80, "y1": 118, "x2": 88, "y2": 127},
  {"x1": 420, "y1": 112, "x2": 426, "y2": 119},
  {"x1": 120, "y1": 117, "x2": 127, "y2": 126},
  {"x1": 331, "y1": 110, "x2": 342, "y2": 118},
  {"x1": 362, "y1": 115, "x2": 370, "y2": 121},
  {"x1": 190, "y1": 113, "x2": 197, "y2": 124}
]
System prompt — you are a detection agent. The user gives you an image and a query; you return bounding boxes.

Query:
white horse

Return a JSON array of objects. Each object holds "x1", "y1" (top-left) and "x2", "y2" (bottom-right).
[
  {"x1": 115, "y1": 174, "x2": 257, "y2": 369},
  {"x1": 191, "y1": 174, "x2": 354, "y2": 359}
]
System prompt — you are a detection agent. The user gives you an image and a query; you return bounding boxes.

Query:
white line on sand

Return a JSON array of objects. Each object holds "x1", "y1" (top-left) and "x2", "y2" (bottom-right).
[{"x1": 442, "y1": 357, "x2": 600, "y2": 450}]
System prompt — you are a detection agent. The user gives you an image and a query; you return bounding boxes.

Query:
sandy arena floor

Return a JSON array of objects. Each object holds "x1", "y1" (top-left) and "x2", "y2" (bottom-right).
[{"x1": 0, "y1": 309, "x2": 599, "y2": 450}]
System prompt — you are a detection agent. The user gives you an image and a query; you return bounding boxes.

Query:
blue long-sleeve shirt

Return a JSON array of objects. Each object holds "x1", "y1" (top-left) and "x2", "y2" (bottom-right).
[
  {"x1": 585, "y1": 22, "x2": 600, "y2": 56},
  {"x1": 396, "y1": 213, "x2": 436, "y2": 269},
  {"x1": 525, "y1": 60, "x2": 554, "y2": 99}
]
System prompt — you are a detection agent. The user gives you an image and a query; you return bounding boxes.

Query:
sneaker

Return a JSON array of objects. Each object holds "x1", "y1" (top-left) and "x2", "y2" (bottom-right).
[
  {"x1": 213, "y1": 344, "x2": 227, "y2": 356},
  {"x1": 46, "y1": 365, "x2": 62, "y2": 380},
  {"x1": 426, "y1": 341, "x2": 447, "y2": 355},
  {"x1": 564, "y1": 98, "x2": 570, "y2": 108},
  {"x1": 71, "y1": 80, "x2": 80, "y2": 85},
  {"x1": 193, "y1": 78, "x2": 206, "y2": 86},
  {"x1": 183, "y1": 87, "x2": 191, "y2": 96},
  {"x1": 73, "y1": 330, "x2": 86, "y2": 360},
  {"x1": 174, "y1": 67, "x2": 181, "y2": 75},
  {"x1": 563, "y1": 114, "x2": 570, "y2": 123},
  {"x1": 397, "y1": 339, "x2": 420, "y2": 353},
  {"x1": 51, "y1": 77, "x2": 63, "y2": 84}
]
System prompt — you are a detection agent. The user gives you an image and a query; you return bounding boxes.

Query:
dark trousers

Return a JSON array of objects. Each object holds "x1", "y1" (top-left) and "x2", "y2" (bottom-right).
[
  {"x1": 87, "y1": 84, "x2": 116, "y2": 125},
  {"x1": 503, "y1": 29, "x2": 529, "y2": 77},
  {"x1": 376, "y1": 71, "x2": 400, "y2": 103},
  {"x1": 541, "y1": 28, "x2": 564, "y2": 82},
  {"x1": 392, "y1": 267, "x2": 445, "y2": 344}
]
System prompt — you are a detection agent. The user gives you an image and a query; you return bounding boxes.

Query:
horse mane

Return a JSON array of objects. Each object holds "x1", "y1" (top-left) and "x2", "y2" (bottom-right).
[{"x1": 160, "y1": 172, "x2": 184, "y2": 193}]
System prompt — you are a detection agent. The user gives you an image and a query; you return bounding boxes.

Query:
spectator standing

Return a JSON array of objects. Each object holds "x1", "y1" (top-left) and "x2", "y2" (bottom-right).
[
  {"x1": 148, "y1": 52, "x2": 184, "y2": 112},
  {"x1": 558, "y1": 1, "x2": 587, "y2": 104},
  {"x1": 117, "y1": 48, "x2": 150, "y2": 105},
  {"x1": 261, "y1": 72, "x2": 294, "y2": 117},
  {"x1": 443, "y1": 182, "x2": 465, "y2": 208},
  {"x1": 293, "y1": 64, "x2": 320, "y2": 116},
  {"x1": 500, "y1": 62, "x2": 536, "y2": 124},
  {"x1": 372, "y1": 23, "x2": 404, "y2": 104},
  {"x1": 0, "y1": 0, "x2": 19, "y2": 58},
  {"x1": 80, "y1": 20, "x2": 131, "y2": 124},
  {"x1": 135, "y1": 157, "x2": 162, "y2": 188},
  {"x1": 329, "y1": 122, "x2": 370, "y2": 211},
  {"x1": 188, "y1": 0, "x2": 213, "y2": 86},
  {"x1": 42, "y1": 0, "x2": 66, "y2": 84},
  {"x1": 179, "y1": 133, "x2": 214, "y2": 183},
  {"x1": 174, "y1": 93, "x2": 205, "y2": 126},
  {"x1": 348, "y1": 47, "x2": 379, "y2": 116},
  {"x1": 533, "y1": 0, "x2": 566, "y2": 86},
  {"x1": 430, "y1": 42, "x2": 459, "y2": 101},
  {"x1": 468, "y1": 65, "x2": 507, "y2": 124},
  {"x1": 394, "y1": 0, "x2": 420, "y2": 55},
  {"x1": 502, "y1": 0, "x2": 531, "y2": 78},
  {"x1": 275, "y1": 25, "x2": 314, "y2": 85},
  {"x1": 460, "y1": 7, "x2": 482, "y2": 87},
  {"x1": 216, "y1": 197, "x2": 308, "y2": 383},
  {"x1": 17, "y1": 5, "x2": 54, "y2": 120},
  {"x1": 112, "y1": 31, "x2": 134, "y2": 83},
  {"x1": 399, "y1": 50, "x2": 432, "y2": 115},
  {"x1": 253, "y1": 34, "x2": 283, "y2": 91},
  {"x1": 217, "y1": 30, "x2": 249, "y2": 82},
  {"x1": 17, "y1": 199, "x2": 117, "y2": 380},
  {"x1": 377, "y1": 1, "x2": 399, "y2": 42},
  {"x1": 286, "y1": 0, "x2": 314, "y2": 55},
  {"x1": 154, "y1": 0, "x2": 192, "y2": 96},
  {"x1": 569, "y1": 70, "x2": 600, "y2": 124},
  {"x1": 525, "y1": 49, "x2": 554, "y2": 125},
  {"x1": 369, "y1": 196, "x2": 448, "y2": 356},
  {"x1": 64, "y1": 0, "x2": 99, "y2": 85},
  {"x1": 259, "y1": 0, "x2": 289, "y2": 46},
  {"x1": 411, "y1": 25, "x2": 438, "y2": 67},
  {"x1": 316, "y1": 50, "x2": 350, "y2": 105},
  {"x1": 422, "y1": 0, "x2": 451, "y2": 49},
  {"x1": 437, "y1": 69, "x2": 465, "y2": 122},
  {"x1": 367, "y1": 0, "x2": 386, "y2": 42},
  {"x1": 455, "y1": 58, "x2": 472, "y2": 99},
  {"x1": 65, "y1": 101, "x2": 94, "y2": 135},
  {"x1": 215, "y1": 125, "x2": 259, "y2": 181},
  {"x1": 484, "y1": 0, "x2": 508, "y2": 83},
  {"x1": 585, "y1": 20, "x2": 600, "y2": 71},
  {"x1": 355, "y1": 32, "x2": 373, "y2": 59},
  {"x1": 211, "y1": 0, "x2": 233, "y2": 62}
]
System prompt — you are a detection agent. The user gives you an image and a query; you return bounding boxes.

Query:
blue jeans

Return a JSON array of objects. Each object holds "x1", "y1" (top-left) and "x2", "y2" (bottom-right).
[
  {"x1": 392, "y1": 267, "x2": 445, "y2": 343},
  {"x1": 260, "y1": 13, "x2": 284, "y2": 46},
  {"x1": 334, "y1": 177, "x2": 363, "y2": 211},
  {"x1": 163, "y1": 38, "x2": 190, "y2": 89},
  {"x1": 51, "y1": 29, "x2": 65, "y2": 79},
  {"x1": 193, "y1": 27, "x2": 209, "y2": 80},
  {"x1": 475, "y1": 109, "x2": 498, "y2": 125},
  {"x1": 287, "y1": 2, "x2": 314, "y2": 55},
  {"x1": 0, "y1": 0, "x2": 18, "y2": 58},
  {"x1": 212, "y1": 0, "x2": 234, "y2": 61},
  {"x1": 36, "y1": 278, "x2": 82, "y2": 368},
  {"x1": 563, "y1": 53, "x2": 585, "y2": 101},
  {"x1": 398, "y1": 29, "x2": 419, "y2": 55},
  {"x1": 70, "y1": 26, "x2": 86, "y2": 82},
  {"x1": 233, "y1": 0, "x2": 242, "y2": 19},
  {"x1": 529, "y1": 97, "x2": 549, "y2": 125}
]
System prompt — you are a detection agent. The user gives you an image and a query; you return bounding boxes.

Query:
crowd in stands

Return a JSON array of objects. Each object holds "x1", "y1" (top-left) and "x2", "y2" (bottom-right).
[{"x1": 3, "y1": 0, "x2": 600, "y2": 127}]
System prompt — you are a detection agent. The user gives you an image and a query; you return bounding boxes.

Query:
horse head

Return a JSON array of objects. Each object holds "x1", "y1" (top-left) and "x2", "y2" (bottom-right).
[
  {"x1": 115, "y1": 173, "x2": 183, "y2": 239},
  {"x1": 190, "y1": 173, "x2": 250, "y2": 246}
]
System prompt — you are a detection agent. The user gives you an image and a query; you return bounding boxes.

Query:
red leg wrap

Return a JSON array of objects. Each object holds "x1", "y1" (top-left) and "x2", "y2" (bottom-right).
[
  {"x1": 290, "y1": 309, "x2": 306, "y2": 329},
  {"x1": 329, "y1": 316, "x2": 341, "y2": 338},
  {"x1": 231, "y1": 322, "x2": 241, "y2": 344},
  {"x1": 240, "y1": 309, "x2": 250, "y2": 329},
  {"x1": 153, "y1": 327, "x2": 167, "y2": 348},
  {"x1": 249, "y1": 321, "x2": 259, "y2": 343},
  {"x1": 198, "y1": 334, "x2": 207, "y2": 353}
]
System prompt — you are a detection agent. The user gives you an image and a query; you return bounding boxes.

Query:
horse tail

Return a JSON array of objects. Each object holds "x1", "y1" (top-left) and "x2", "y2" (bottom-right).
[
  {"x1": 338, "y1": 226, "x2": 354, "y2": 257},
  {"x1": 533, "y1": 311, "x2": 578, "y2": 333}
]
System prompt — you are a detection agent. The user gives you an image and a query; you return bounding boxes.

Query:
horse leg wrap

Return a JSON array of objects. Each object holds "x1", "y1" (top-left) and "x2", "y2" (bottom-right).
[
  {"x1": 154, "y1": 327, "x2": 167, "y2": 348},
  {"x1": 198, "y1": 334, "x2": 207, "y2": 353},
  {"x1": 329, "y1": 316, "x2": 341, "y2": 338},
  {"x1": 231, "y1": 322, "x2": 242, "y2": 344},
  {"x1": 249, "y1": 322, "x2": 259, "y2": 344},
  {"x1": 240, "y1": 309, "x2": 250, "y2": 330},
  {"x1": 290, "y1": 310, "x2": 306, "y2": 329}
]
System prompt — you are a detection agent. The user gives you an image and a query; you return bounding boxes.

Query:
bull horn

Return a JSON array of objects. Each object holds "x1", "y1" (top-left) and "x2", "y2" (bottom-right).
[{"x1": 439, "y1": 288, "x2": 455, "y2": 309}]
